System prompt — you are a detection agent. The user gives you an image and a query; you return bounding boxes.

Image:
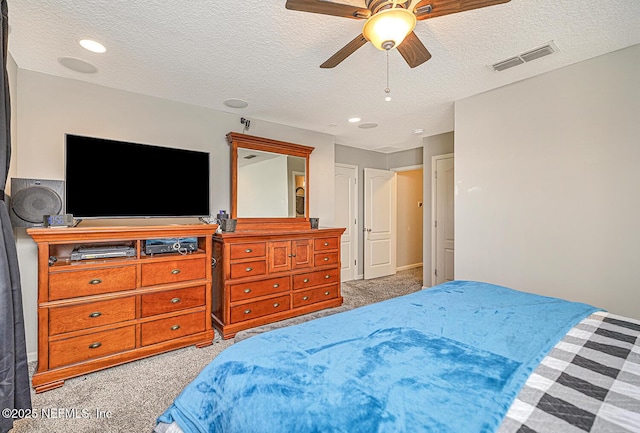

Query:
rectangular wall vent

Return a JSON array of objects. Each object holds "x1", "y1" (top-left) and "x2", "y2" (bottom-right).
[
  {"x1": 491, "y1": 41, "x2": 558, "y2": 72},
  {"x1": 492, "y1": 57, "x2": 524, "y2": 72},
  {"x1": 520, "y1": 45, "x2": 556, "y2": 62}
]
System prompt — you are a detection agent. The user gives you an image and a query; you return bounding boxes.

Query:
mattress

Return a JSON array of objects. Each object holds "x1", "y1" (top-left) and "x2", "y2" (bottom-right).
[{"x1": 156, "y1": 281, "x2": 639, "y2": 433}]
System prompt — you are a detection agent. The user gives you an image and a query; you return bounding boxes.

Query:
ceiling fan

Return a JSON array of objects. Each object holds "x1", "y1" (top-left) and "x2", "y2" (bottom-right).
[{"x1": 285, "y1": 0, "x2": 511, "y2": 68}]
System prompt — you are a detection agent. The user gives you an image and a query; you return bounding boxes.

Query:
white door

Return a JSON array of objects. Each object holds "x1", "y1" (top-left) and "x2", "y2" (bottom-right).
[
  {"x1": 432, "y1": 155, "x2": 454, "y2": 285},
  {"x1": 334, "y1": 164, "x2": 358, "y2": 281},
  {"x1": 364, "y1": 168, "x2": 397, "y2": 279}
]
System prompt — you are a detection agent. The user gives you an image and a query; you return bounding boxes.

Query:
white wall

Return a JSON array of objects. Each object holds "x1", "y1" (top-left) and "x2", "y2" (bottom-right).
[
  {"x1": 455, "y1": 45, "x2": 640, "y2": 319},
  {"x1": 7, "y1": 53, "x2": 17, "y2": 185},
  {"x1": 238, "y1": 156, "x2": 289, "y2": 217},
  {"x1": 13, "y1": 69, "x2": 336, "y2": 359}
]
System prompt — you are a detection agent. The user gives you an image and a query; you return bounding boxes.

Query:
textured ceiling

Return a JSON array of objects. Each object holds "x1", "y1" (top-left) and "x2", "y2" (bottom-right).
[{"x1": 7, "y1": 0, "x2": 640, "y2": 152}]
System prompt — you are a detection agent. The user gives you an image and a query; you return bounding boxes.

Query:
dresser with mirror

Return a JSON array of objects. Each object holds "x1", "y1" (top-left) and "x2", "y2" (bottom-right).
[{"x1": 211, "y1": 133, "x2": 345, "y2": 339}]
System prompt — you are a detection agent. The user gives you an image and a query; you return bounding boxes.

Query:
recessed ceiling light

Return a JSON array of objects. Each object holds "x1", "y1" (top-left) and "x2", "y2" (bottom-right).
[
  {"x1": 223, "y1": 98, "x2": 249, "y2": 109},
  {"x1": 58, "y1": 57, "x2": 98, "y2": 73},
  {"x1": 413, "y1": 128, "x2": 425, "y2": 135},
  {"x1": 79, "y1": 39, "x2": 106, "y2": 53},
  {"x1": 348, "y1": 117, "x2": 361, "y2": 123},
  {"x1": 359, "y1": 123, "x2": 378, "y2": 129}
]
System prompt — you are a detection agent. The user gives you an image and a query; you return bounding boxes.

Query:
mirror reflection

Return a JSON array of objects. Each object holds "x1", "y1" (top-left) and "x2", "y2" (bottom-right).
[{"x1": 236, "y1": 148, "x2": 306, "y2": 218}]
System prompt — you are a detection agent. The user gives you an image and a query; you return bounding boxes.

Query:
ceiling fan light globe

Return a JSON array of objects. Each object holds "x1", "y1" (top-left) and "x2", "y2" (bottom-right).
[{"x1": 362, "y1": 8, "x2": 417, "y2": 51}]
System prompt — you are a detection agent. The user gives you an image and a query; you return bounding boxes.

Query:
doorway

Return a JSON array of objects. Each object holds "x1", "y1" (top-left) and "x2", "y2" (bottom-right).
[{"x1": 395, "y1": 167, "x2": 423, "y2": 271}]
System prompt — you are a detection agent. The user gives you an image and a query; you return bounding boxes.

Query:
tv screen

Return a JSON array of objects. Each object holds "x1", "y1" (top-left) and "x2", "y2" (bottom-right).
[{"x1": 65, "y1": 134, "x2": 210, "y2": 219}]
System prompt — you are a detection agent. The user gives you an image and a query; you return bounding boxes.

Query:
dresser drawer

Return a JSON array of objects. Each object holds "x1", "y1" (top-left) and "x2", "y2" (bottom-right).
[
  {"x1": 49, "y1": 266, "x2": 136, "y2": 301},
  {"x1": 293, "y1": 284, "x2": 339, "y2": 308},
  {"x1": 49, "y1": 326, "x2": 136, "y2": 369},
  {"x1": 230, "y1": 242, "x2": 266, "y2": 260},
  {"x1": 230, "y1": 276, "x2": 290, "y2": 302},
  {"x1": 141, "y1": 258, "x2": 206, "y2": 287},
  {"x1": 314, "y1": 237, "x2": 338, "y2": 251},
  {"x1": 230, "y1": 260, "x2": 267, "y2": 279},
  {"x1": 141, "y1": 311, "x2": 206, "y2": 346},
  {"x1": 293, "y1": 268, "x2": 340, "y2": 290},
  {"x1": 49, "y1": 296, "x2": 136, "y2": 335},
  {"x1": 314, "y1": 251, "x2": 339, "y2": 267},
  {"x1": 140, "y1": 285, "x2": 206, "y2": 318},
  {"x1": 230, "y1": 294, "x2": 290, "y2": 324}
]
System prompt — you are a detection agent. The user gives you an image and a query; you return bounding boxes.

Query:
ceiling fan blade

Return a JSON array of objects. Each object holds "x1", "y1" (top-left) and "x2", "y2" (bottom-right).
[
  {"x1": 286, "y1": 0, "x2": 371, "y2": 19},
  {"x1": 320, "y1": 34, "x2": 368, "y2": 68},
  {"x1": 414, "y1": 0, "x2": 510, "y2": 20},
  {"x1": 397, "y1": 32, "x2": 432, "y2": 68}
]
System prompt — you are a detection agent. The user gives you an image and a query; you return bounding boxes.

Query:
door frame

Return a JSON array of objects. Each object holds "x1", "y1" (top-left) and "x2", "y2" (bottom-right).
[
  {"x1": 431, "y1": 153, "x2": 454, "y2": 286},
  {"x1": 290, "y1": 170, "x2": 305, "y2": 217},
  {"x1": 392, "y1": 164, "x2": 424, "y2": 271},
  {"x1": 335, "y1": 163, "x2": 359, "y2": 282}
]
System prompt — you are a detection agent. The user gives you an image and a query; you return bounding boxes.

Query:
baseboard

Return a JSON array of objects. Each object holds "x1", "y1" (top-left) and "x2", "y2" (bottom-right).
[{"x1": 396, "y1": 263, "x2": 423, "y2": 272}]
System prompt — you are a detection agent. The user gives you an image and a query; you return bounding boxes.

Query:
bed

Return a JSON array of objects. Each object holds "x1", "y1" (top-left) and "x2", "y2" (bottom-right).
[{"x1": 156, "y1": 281, "x2": 640, "y2": 433}]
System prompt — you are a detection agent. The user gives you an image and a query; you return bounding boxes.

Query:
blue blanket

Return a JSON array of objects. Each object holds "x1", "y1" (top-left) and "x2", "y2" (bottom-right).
[{"x1": 158, "y1": 281, "x2": 599, "y2": 433}]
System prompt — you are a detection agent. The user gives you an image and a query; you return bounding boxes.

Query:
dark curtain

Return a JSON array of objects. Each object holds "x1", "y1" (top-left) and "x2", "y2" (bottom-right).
[{"x1": 0, "y1": 1, "x2": 32, "y2": 432}]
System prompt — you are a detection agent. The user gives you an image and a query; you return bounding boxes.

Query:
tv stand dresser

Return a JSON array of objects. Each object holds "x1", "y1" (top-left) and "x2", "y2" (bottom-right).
[{"x1": 27, "y1": 224, "x2": 217, "y2": 393}]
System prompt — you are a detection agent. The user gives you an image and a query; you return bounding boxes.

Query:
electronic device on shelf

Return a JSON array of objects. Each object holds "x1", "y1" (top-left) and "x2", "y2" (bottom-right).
[
  {"x1": 43, "y1": 214, "x2": 75, "y2": 228},
  {"x1": 144, "y1": 237, "x2": 198, "y2": 255},
  {"x1": 70, "y1": 245, "x2": 136, "y2": 261}
]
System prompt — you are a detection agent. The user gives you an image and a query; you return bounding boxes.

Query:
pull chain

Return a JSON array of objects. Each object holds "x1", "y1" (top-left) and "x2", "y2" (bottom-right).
[{"x1": 384, "y1": 49, "x2": 391, "y2": 101}]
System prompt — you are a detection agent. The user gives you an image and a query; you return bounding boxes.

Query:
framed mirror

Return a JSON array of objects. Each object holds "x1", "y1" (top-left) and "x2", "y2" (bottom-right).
[{"x1": 227, "y1": 133, "x2": 314, "y2": 229}]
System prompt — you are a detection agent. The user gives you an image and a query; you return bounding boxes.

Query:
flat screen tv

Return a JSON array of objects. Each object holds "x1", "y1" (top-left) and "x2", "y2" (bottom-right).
[{"x1": 65, "y1": 134, "x2": 210, "y2": 219}]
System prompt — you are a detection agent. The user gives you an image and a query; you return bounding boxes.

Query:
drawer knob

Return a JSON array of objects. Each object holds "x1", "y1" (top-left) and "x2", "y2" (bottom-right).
[
  {"x1": 170, "y1": 297, "x2": 181, "y2": 304},
  {"x1": 324, "y1": 257, "x2": 329, "y2": 261},
  {"x1": 243, "y1": 288, "x2": 252, "y2": 294},
  {"x1": 171, "y1": 269, "x2": 181, "y2": 275},
  {"x1": 325, "y1": 275, "x2": 331, "y2": 279},
  {"x1": 303, "y1": 278, "x2": 309, "y2": 283},
  {"x1": 273, "y1": 284, "x2": 279, "y2": 288},
  {"x1": 245, "y1": 267, "x2": 253, "y2": 272},
  {"x1": 273, "y1": 303, "x2": 280, "y2": 308},
  {"x1": 88, "y1": 279, "x2": 102, "y2": 285},
  {"x1": 88, "y1": 342, "x2": 102, "y2": 349},
  {"x1": 245, "y1": 248, "x2": 253, "y2": 253},
  {"x1": 244, "y1": 309, "x2": 252, "y2": 315},
  {"x1": 325, "y1": 291, "x2": 330, "y2": 296},
  {"x1": 324, "y1": 242, "x2": 329, "y2": 246},
  {"x1": 303, "y1": 296, "x2": 309, "y2": 301},
  {"x1": 88, "y1": 311, "x2": 102, "y2": 318},
  {"x1": 170, "y1": 325, "x2": 181, "y2": 331}
]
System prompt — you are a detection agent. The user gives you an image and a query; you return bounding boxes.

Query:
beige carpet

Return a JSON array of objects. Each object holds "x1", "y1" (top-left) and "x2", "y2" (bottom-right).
[{"x1": 11, "y1": 267, "x2": 423, "y2": 433}]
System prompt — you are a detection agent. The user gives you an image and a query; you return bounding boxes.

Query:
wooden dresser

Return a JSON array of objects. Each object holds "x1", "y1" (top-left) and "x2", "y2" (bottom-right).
[
  {"x1": 27, "y1": 224, "x2": 217, "y2": 393},
  {"x1": 212, "y1": 227, "x2": 346, "y2": 339}
]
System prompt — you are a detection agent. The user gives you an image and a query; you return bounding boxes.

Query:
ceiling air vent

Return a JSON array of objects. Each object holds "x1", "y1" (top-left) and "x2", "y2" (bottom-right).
[
  {"x1": 520, "y1": 44, "x2": 556, "y2": 62},
  {"x1": 492, "y1": 57, "x2": 524, "y2": 72},
  {"x1": 491, "y1": 41, "x2": 558, "y2": 72}
]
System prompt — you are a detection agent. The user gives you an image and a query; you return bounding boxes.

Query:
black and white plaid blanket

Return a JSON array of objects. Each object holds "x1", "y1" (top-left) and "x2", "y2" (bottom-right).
[{"x1": 498, "y1": 311, "x2": 640, "y2": 433}]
